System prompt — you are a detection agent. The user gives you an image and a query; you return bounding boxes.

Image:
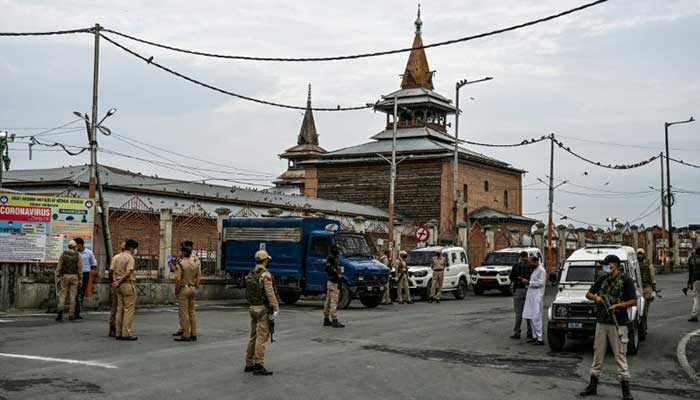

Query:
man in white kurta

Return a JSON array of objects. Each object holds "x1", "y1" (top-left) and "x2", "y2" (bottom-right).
[{"x1": 523, "y1": 257, "x2": 546, "y2": 345}]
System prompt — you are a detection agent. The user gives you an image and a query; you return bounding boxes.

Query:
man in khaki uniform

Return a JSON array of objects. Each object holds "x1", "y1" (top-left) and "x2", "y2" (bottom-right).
[
  {"x1": 111, "y1": 239, "x2": 139, "y2": 341},
  {"x1": 172, "y1": 240, "x2": 201, "y2": 337},
  {"x1": 380, "y1": 250, "x2": 393, "y2": 305},
  {"x1": 395, "y1": 251, "x2": 412, "y2": 304},
  {"x1": 636, "y1": 249, "x2": 656, "y2": 321},
  {"x1": 429, "y1": 251, "x2": 445, "y2": 303},
  {"x1": 244, "y1": 250, "x2": 279, "y2": 376},
  {"x1": 55, "y1": 240, "x2": 83, "y2": 322},
  {"x1": 174, "y1": 245, "x2": 201, "y2": 342},
  {"x1": 108, "y1": 242, "x2": 125, "y2": 337}
]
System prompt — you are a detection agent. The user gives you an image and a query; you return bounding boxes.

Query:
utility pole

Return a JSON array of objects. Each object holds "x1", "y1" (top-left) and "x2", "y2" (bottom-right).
[
  {"x1": 388, "y1": 95, "x2": 398, "y2": 259},
  {"x1": 546, "y1": 133, "x2": 555, "y2": 273},
  {"x1": 659, "y1": 153, "x2": 667, "y2": 272},
  {"x1": 0, "y1": 130, "x2": 16, "y2": 189},
  {"x1": 89, "y1": 23, "x2": 101, "y2": 199}
]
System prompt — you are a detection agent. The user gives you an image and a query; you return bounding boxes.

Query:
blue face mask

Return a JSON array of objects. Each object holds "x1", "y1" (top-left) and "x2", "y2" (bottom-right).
[{"x1": 602, "y1": 265, "x2": 612, "y2": 274}]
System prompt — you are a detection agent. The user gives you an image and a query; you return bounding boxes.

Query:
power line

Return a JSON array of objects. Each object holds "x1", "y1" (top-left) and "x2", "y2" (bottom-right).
[
  {"x1": 666, "y1": 156, "x2": 700, "y2": 170},
  {"x1": 99, "y1": 34, "x2": 374, "y2": 112},
  {"x1": 101, "y1": 0, "x2": 608, "y2": 62},
  {"x1": 12, "y1": 118, "x2": 83, "y2": 139},
  {"x1": 552, "y1": 137, "x2": 659, "y2": 170},
  {"x1": 0, "y1": 27, "x2": 93, "y2": 36},
  {"x1": 459, "y1": 135, "x2": 550, "y2": 148},
  {"x1": 557, "y1": 134, "x2": 700, "y2": 152}
]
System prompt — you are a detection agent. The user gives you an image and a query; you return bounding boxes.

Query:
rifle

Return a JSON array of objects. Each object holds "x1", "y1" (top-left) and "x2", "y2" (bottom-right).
[
  {"x1": 601, "y1": 295, "x2": 623, "y2": 340},
  {"x1": 269, "y1": 316, "x2": 276, "y2": 343}
]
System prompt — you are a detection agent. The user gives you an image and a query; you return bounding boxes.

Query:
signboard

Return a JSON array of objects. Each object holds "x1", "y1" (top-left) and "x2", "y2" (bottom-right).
[
  {"x1": 0, "y1": 193, "x2": 95, "y2": 263},
  {"x1": 415, "y1": 226, "x2": 430, "y2": 243}
]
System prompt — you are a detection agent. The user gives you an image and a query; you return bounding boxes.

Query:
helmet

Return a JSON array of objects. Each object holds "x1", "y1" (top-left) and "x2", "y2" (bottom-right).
[
  {"x1": 255, "y1": 250, "x2": 272, "y2": 261},
  {"x1": 637, "y1": 248, "x2": 645, "y2": 254}
]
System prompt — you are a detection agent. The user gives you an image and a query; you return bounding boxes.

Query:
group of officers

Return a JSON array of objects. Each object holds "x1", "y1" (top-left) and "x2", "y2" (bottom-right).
[{"x1": 380, "y1": 249, "x2": 446, "y2": 305}]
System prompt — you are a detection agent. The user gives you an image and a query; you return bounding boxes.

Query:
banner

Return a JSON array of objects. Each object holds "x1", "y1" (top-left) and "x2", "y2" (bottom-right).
[{"x1": 0, "y1": 193, "x2": 95, "y2": 263}]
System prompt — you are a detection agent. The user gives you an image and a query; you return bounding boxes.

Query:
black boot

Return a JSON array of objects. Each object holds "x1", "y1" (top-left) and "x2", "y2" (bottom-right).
[
  {"x1": 580, "y1": 375, "x2": 598, "y2": 396},
  {"x1": 244, "y1": 365, "x2": 256, "y2": 373},
  {"x1": 55, "y1": 312, "x2": 63, "y2": 322},
  {"x1": 621, "y1": 381, "x2": 633, "y2": 400},
  {"x1": 323, "y1": 318, "x2": 332, "y2": 326},
  {"x1": 252, "y1": 364, "x2": 273, "y2": 376},
  {"x1": 332, "y1": 319, "x2": 345, "y2": 328}
]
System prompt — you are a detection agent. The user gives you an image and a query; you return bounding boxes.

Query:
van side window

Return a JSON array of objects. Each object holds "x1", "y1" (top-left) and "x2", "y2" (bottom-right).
[
  {"x1": 310, "y1": 237, "x2": 332, "y2": 258},
  {"x1": 451, "y1": 252, "x2": 458, "y2": 264},
  {"x1": 460, "y1": 252, "x2": 467, "y2": 264}
]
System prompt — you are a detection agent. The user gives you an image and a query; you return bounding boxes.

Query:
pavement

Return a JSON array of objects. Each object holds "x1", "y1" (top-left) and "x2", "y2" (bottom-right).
[{"x1": 0, "y1": 273, "x2": 699, "y2": 400}]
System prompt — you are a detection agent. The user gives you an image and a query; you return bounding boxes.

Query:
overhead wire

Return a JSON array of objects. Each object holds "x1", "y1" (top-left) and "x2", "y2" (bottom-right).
[
  {"x1": 0, "y1": 27, "x2": 94, "y2": 36},
  {"x1": 101, "y1": 0, "x2": 608, "y2": 62}
]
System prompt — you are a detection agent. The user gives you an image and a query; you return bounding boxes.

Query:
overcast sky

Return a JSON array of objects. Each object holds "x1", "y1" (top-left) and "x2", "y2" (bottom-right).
[{"x1": 1, "y1": 0, "x2": 699, "y2": 228}]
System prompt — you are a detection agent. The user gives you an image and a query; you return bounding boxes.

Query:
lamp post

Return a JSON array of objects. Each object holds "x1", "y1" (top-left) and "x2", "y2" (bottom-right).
[
  {"x1": 664, "y1": 116, "x2": 694, "y2": 267},
  {"x1": 74, "y1": 108, "x2": 116, "y2": 265},
  {"x1": 453, "y1": 77, "x2": 493, "y2": 244},
  {"x1": 0, "y1": 130, "x2": 16, "y2": 189},
  {"x1": 605, "y1": 217, "x2": 618, "y2": 232}
]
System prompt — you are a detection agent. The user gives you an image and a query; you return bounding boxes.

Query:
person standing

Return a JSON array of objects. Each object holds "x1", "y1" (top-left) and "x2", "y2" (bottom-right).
[
  {"x1": 171, "y1": 240, "x2": 201, "y2": 337},
  {"x1": 395, "y1": 251, "x2": 412, "y2": 304},
  {"x1": 174, "y1": 245, "x2": 201, "y2": 342},
  {"x1": 74, "y1": 237, "x2": 97, "y2": 320},
  {"x1": 580, "y1": 255, "x2": 637, "y2": 400},
  {"x1": 636, "y1": 249, "x2": 656, "y2": 323},
  {"x1": 509, "y1": 251, "x2": 533, "y2": 339},
  {"x1": 55, "y1": 240, "x2": 83, "y2": 322},
  {"x1": 688, "y1": 248, "x2": 700, "y2": 322},
  {"x1": 380, "y1": 250, "x2": 393, "y2": 305},
  {"x1": 429, "y1": 251, "x2": 445, "y2": 303},
  {"x1": 522, "y1": 257, "x2": 546, "y2": 346},
  {"x1": 323, "y1": 245, "x2": 345, "y2": 328},
  {"x1": 111, "y1": 239, "x2": 139, "y2": 341},
  {"x1": 244, "y1": 250, "x2": 279, "y2": 375},
  {"x1": 108, "y1": 242, "x2": 125, "y2": 337}
]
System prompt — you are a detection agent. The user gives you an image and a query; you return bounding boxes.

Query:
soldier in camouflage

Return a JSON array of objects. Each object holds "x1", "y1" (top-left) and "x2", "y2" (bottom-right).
[
  {"x1": 395, "y1": 251, "x2": 412, "y2": 304},
  {"x1": 244, "y1": 250, "x2": 279, "y2": 376},
  {"x1": 636, "y1": 249, "x2": 656, "y2": 321},
  {"x1": 688, "y1": 248, "x2": 700, "y2": 322}
]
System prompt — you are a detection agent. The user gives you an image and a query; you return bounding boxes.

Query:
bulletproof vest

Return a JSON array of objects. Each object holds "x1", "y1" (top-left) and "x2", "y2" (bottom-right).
[
  {"x1": 691, "y1": 256, "x2": 700, "y2": 280},
  {"x1": 638, "y1": 257, "x2": 651, "y2": 284},
  {"x1": 60, "y1": 251, "x2": 80, "y2": 275},
  {"x1": 245, "y1": 268, "x2": 265, "y2": 306}
]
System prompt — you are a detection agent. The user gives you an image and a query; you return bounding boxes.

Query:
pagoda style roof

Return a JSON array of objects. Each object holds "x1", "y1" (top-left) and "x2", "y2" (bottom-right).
[
  {"x1": 279, "y1": 84, "x2": 326, "y2": 160},
  {"x1": 400, "y1": 5, "x2": 433, "y2": 91},
  {"x1": 375, "y1": 87, "x2": 456, "y2": 114},
  {"x1": 468, "y1": 207, "x2": 538, "y2": 224},
  {"x1": 370, "y1": 126, "x2": 454, "y2": 142}
]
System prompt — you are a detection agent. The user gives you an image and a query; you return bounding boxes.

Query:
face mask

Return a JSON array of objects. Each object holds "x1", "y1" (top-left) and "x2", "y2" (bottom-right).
[
  {"x1": 134, "y1": 249, "x2": 138, "y2": 256},
  {"x1": 602, "y1": 265, "x2": 611, "y2": 274}
]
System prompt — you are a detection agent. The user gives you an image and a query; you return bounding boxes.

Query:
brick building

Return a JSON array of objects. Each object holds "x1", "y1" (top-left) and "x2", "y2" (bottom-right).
[{"x1": 285, "y1": 10, "x2": 527, "y2": 241}]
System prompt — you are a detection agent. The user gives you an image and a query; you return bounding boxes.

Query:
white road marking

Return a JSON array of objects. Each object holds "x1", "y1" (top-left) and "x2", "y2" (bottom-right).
[
  {"x1": 0, "y1": 319, "x2": 14, "y2": 323},
  {"x1": 0, "y1": 353, "x2": 118, "y2": 369},
  {"x1": 676, "y1": 328, "x2": 700, "y2": 386}
]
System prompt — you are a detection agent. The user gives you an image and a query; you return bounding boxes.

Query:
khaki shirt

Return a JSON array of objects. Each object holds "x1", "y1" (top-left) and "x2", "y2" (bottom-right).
[
  {"x1": 431, "y1": 255, "x2": 445, "y2": 271},
  {"x1": 176, "y1": 256, "x2": 201, "y2": 286},
  {"x1": 255, "y1": 264, "x2": 279, "y2": 313},
  {"x1": 110, "y1": 251, "x2": 136, "y2": 284},
  {"x1": 393, "y1": 259, "x2": 408, "y2": 275},
  {"x1": 380, "y1": 255, "x2": 390, "y2": 266}
]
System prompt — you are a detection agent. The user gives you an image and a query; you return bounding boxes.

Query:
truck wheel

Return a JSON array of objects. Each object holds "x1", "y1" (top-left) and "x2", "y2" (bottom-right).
[
  {"x1": 627, "y1": 322, "x2": 640, "y2": 356},
  {"x1": 279, "y1": 292, "x2": 301, "y2": 305},
  {"x1": 548, "y1": 329, "x2": 565, "y2": 352},
  {"x1": 453, "y1": 278, "x2": 468, "y2": 300},
  {"x1": 420, "y1": 280, "x2": 432, "y2": 301},
  {"x1": 639, "y1": 316, "x2": 647, "y2": 341},
  {"x1": 338, "y1": 283, "x2": 352, "y2": 310},
  {"x1": 473, "y1": 286, "x2": 484, "y2": 296},
  {"x1": 359, "y1": 296, "x2": 381, "y2": 308}
]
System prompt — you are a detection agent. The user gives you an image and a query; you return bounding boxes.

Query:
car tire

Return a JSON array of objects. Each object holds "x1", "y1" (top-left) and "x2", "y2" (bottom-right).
[
  {"x1": 338, "y1": 283, "x2": 352, "y2": 310},
  {"x1": 453, "y1": 278, "x2": 468, "y2": 300},
  {"x1": 473, "y1": 285, "x2": 484, "y2": 296},
  {"x1": 359, "y1": 295, "x2": 381, "y2": 308},
  {"x1": 279, "y1": 292, "x2": 301, "y2": 305},
  {"x1": 627, "y1": 321, "x2": 640, "y2": 356},
  {"x1": 547, "y1": 329, "x2": 565, "y2": 352},
  {"x1": 420, "y1": 280, "x2": 432, "y2": 301}
]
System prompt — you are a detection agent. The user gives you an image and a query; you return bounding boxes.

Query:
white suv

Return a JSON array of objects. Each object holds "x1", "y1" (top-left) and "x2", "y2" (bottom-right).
[
  {"x1": 406, "y1": 246, "x2": 470, "y2": 301},
  {"x1": 470, "y1": 247, "x2": 543, "y2": 295},
  {"x1": 547, "y1": 245, "x2": 645, "y2": 355}
]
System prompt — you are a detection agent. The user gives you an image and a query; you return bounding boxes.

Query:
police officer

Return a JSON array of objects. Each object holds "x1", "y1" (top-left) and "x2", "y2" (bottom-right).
[
  {"x1": 380, "y1": 250, "x2": 393, "y2": 305},
  {"x1": 244, "y1": 250, "x2": 279, "y2": 375},
  {"x1": 174, "y1": 245, "x2": 201, "y2": 342},
  {"x1": 323, "y1": 245, "x2": 345, "y2": 328},
  {"x1": 580, "y1": 255, "x2": 637, "y2": 400},
  {"x1": 688, "y1": 248, "x2": 700, "y2": 322},
  {"x1": 55, "y1": 240, "x2": 83, "y2": 322},
  {"x1": 509, "y1": 251, "x2": 533, "y2": 339},
  {"x1": 111, "y1": 239, "x2": 139, "y2": 341},
  {"x1": 636, "y1": 248, "x2": 656, "y2": 321},
  {"x1": 172, "y1": 240, "x2": 200, "y2": 337},
  {"x1": 108, "y1": 242, "x2": 125, "y2": 337},
  {"x1": 429, "y1": 251, "x2": 445, "y2": 303},
  {"x1": 395, "y1": 250, "x2": 412, "y2": 304}
]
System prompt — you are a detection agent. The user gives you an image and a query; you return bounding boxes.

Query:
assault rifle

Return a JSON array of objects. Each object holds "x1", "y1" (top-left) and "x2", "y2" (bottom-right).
[
  {"x1": 269, "y1": 316, "x2": 276, "y2": 343},
  {"x1": 601, "y1": 295, "x2": 623, "y2": 340}
]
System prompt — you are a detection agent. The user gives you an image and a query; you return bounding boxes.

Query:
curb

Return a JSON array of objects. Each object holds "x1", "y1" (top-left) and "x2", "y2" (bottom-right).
[{"x1": 677, "y1": 328, "x2": 700, "y2": 386}]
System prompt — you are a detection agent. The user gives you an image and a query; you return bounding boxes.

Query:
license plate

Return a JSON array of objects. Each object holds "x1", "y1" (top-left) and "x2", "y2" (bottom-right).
[
  {"x1": 481, "y1": 278, "x2": 496, "y2": 283},
  {"x1": 568, "y1": 322, "x2": 583, "y2": 329}
]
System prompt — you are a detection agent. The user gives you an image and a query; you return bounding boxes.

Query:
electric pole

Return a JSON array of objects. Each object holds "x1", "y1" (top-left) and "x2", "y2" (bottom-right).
[
  {"x1": 89, "y1": 23, "x2": 101, "y2": 199},
  {"x1": 387, "y1": 96, "x2": 398, "y2": 259},
  {"x1": 546, "y1": 134, "x2": 555, "y2": 274},
  {"x1": 0, "y1": 130, "x2": 16, "y2": 189},
  {"x1": 659, "y1": 153, "x2": 667, "y2": 272}
]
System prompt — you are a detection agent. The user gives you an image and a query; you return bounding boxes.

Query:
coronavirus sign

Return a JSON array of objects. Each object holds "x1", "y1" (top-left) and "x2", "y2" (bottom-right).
[{"x1": 0, "y1": 193, "x2": 95, "y2": 263}]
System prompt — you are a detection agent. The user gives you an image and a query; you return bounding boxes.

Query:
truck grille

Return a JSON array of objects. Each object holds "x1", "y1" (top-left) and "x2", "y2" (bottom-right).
[
  {"x1": 478, "y1": 270, "x2": 498, "y2": 277},
  {"x1": 568, "y1": 304, "x2": 596, "y2": 319},
  {"x1": 361, "y1": 275, "x2": 388, "y2": 285}
]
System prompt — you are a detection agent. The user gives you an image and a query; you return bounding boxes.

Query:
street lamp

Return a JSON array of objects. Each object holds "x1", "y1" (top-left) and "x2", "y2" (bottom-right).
[
  {"x1": 605, "y1": 217, "x2": 618, "y2": 231},
  {"x1": 453, "y1": 76, "x2": 493, "y2": 243},
  {"x1": 0, "y1": 130, "x2": 16, "y2": 189},
  {"x1": 664, "y1": 116, "x2": 694, "y2": 267}
]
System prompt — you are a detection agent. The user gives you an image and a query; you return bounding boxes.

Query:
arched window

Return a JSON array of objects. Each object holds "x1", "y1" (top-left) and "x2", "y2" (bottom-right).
[
  {"x1": 484, "y1": 180, "x2": 489, "y2": 192},
  {"x1": 504, "y1": 190, "x2": 509, "y2": 209},
  {"x1": 463, "y1": 184, "x2": 468, "y2": 203}
]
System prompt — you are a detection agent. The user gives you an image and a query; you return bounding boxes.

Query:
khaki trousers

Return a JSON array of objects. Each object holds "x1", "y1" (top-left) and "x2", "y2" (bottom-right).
[
  {"x1": 324, "y1": 282, "x2": 339, "y2": 319},
  {"x1": 642, "y1": 286, "x2": 653, "y2": 319},
  {"x1": 109, "y1": 287, "x2": 118, "y2": 334},
  {"x1": 397, "y1": 274, "x2": 411, "y2": 303},
  {"x1": 115, "y1": 283, "x2": 136, "y2": 337},
  {"x1": 58, "y1": 275, "x2": 80, "y2": 316},
  {"x1": 430, "y1": 270, "x2": 444, "y2": 300},
  {"x1": 177, "y1": 287, "x2": 197, "y2": 338},
  {"x1": 591, "y1": 323, "x2": 630, "y2": 381},
  {"x1": 246, "y1": 305, "x2": 270, "y2": 367},
  {"x1": 692, "y1": 281, "x2": 700, "y2": 318}
]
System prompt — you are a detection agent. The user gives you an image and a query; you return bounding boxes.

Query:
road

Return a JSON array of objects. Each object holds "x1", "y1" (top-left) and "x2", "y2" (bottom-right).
[{"x1": 0, "y1": 273, "x2": 698, "y2": 400}]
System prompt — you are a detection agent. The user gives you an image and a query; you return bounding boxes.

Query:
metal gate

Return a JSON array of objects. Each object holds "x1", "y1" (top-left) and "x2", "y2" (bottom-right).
[
  {"x1": 172, "y1": 204, "x2": 218, "y2": 276},
  {"x1": 467, "y1": 222, "x2": 488, "y2": 267}
]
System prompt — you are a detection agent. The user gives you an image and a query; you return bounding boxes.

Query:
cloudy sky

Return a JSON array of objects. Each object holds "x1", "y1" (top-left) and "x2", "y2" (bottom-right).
[{"x1": 1, "y1": 0, "x2": 699, "y2": 228}]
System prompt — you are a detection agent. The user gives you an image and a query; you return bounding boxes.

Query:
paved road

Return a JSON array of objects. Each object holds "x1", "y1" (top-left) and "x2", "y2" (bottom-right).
[{"x1": 1, "y1": 273, "x2": 698, "y2": 400}]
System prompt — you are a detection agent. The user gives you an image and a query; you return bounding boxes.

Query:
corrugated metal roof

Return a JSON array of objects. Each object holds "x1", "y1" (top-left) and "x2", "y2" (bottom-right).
[
  {"x1": 370, "y1": 126, "x2": 455, "y2": 142},
  {"x1": 375, "y1": 88, "x2": 456, "y2": 112},
  {"x1": 469, "y1": 207, "x2": 538, "y2": 223},
  {"x1": 3, "y1": 165, "x2": 391, "y2": 219}
]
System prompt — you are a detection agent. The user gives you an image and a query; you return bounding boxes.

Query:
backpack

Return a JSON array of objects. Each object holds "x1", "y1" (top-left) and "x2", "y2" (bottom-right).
[{"x1": 245, "y1": 268, "x2": 265, "y2": 306}]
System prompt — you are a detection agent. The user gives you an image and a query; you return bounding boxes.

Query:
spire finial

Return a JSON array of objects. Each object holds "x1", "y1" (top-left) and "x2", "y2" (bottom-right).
[
  {"x1": 415, "y1": 4, "x2": 422, "y2": 34},
  {"x1": 306, "y1": 83, "x2": 312, "y2": 108}
]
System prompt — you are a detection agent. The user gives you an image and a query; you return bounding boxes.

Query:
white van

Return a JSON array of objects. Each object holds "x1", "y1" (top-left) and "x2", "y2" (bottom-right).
[{"x1": 406, "y1": 246, "x2": 470, "y2": 301}]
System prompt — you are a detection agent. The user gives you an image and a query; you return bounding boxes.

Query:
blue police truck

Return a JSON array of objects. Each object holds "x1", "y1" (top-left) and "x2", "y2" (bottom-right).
[{"x1": 222, "y1": 217, "x2": 390, "y2": 308}]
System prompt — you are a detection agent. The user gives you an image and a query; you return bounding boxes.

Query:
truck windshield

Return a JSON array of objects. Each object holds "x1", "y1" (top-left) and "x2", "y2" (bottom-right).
[
  {"x1": 336, "y1": 234, "x2": 373, "y2": 257},
  {"x1": 483, "y1": 252, "x2": 520, "y2": 266},
  {"x1": 407, "y1": 251, "x2": 434, "y2": 266},
  {"x1": 564, "y1": 261, "x2": 627, "y2": 283}
]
